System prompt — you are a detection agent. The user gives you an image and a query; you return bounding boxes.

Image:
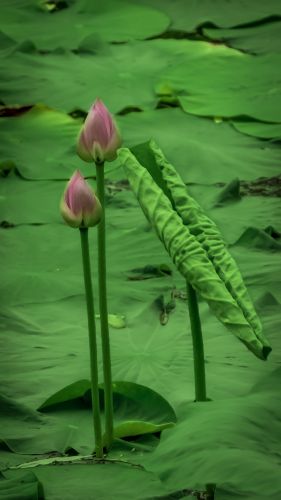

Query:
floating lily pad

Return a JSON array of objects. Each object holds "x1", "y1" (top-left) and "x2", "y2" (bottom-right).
[
  {"x1": 37, "y1": 380, "x2": 176, "y2": 448},
  {"x1": 143, "y1": 379, "x2": 281, "y2": 499},
  {"x1": 231, "y1": 119, "x2": 281, "y2": 140},
  {"x1": 0, "y1": 470, "x2": 44, "y2": 500},
  {"x1": 1, "y1": 0, "x2": 170, "y2": 49},
  {"x1": 0, "y1": 394, "x2": 78, "y2": 455},
  {"x1": 233, "y1": 227, "x2": 281, "y2": 251},
  {"x1": 3, "y1": 462, "x2": 168, "y2": 500},
  {"x1": 1, "y1": 107, "x2": 280, "y2": 183},
  {"x1": 203, "y1": 21, "x2": 281, "y2": 55},
  {"x1": 139, "y1": 0, "x2": 281, "y2": 31}
]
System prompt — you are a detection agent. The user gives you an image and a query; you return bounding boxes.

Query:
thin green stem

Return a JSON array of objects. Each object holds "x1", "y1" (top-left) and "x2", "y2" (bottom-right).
[
  {"x1": 186, "y1": 281, "x2": 207, "y2": 402},
  {"x1": 79, "y1": 227, "x2": 103, "y2": 458},
  {"x1": 95, "y1": 163, "x2": 114, "y2": 449}
]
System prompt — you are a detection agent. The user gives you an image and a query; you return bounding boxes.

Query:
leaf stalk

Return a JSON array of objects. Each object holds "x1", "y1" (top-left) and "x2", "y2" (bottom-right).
[
  {"x1": 95, "y1": 163, "x2": 114, "y2": 449},
  {"x1": 79, "y1": 227, "x2": 103, "y2": 457},
  {"x1": 186, "y1": 281, "x2": 207, "y2": 401}
]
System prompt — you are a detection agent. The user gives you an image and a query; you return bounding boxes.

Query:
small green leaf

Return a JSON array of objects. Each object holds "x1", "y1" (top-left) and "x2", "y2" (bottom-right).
[
  {"x1": 113, "y1": 421, "x2": 175, "y2": 440},
  {"x1": 95, "y1": 313, "x2": 126, "y2": 329}
]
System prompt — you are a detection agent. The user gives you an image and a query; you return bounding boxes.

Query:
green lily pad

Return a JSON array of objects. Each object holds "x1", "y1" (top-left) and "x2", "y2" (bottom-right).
[
  {"x1": 2, "y1": 37, "x2": 281, "y2": 124},
  {"x1": 0, "y1": 470, "x2": 44, "y2": 500},
  {"x1": 1, "y1": 0, "x2": 170, "y2": 49},
  {"x1": 3, "y1": 462, "x2": 168, "y2": 500},
  {"x1": 0, "y1": 394, "x2": 77, "y2": 455},
  {"x1": 138, "y1": 0, "x2": 281, "y2": 31},
  {"x1": 37, "y1": 380, "x2": 177, "y2": 446},
  {"x1": 142, "y1": 371, "x2": 281, "y2": 499},
  {"x1": 37, "y1": 380, "x2": 90, "y2": 411},
  {"x1": 0, "y1": 106, "x2": 279, "y2": 184},
  {"x1": 0, "y1": 105, "x2": 81, "y2": 180},
  {"x1": 233, "y1": 227, "x2": 281, "y2": 251},
  {"x1": 231, "y1": 119, "x2": 281, "y2": 140},
  {"x1": 118, "y1": 111, "x2": 280, "y2": 183},
  {"x1": 0, "y1": 5, "x2": 280, "y2": 497},
  {"x1": 203, "y1": 21, "x2": 281, "y2": 55},
  {"x1": 0, "y1": 379, "x2": 176, "y2": 457},
  {"x1": 113, "y1": 421, "x2": 175, "y2": 440},
  {"x1": 153, "y1": 40, "x2": 281, "y2": 122},
  {"x1": 0, "y1": 40, "x2": 172, "y2": 113}
]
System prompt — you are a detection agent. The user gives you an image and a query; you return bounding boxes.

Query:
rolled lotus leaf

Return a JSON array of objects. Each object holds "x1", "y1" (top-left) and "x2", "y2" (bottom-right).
[
  {"x1": 149, "y1": 139, "x2": 271, "y2": 358},
  {"x1": 118, "y1": 147, "x2": 271, "y2": 360}
]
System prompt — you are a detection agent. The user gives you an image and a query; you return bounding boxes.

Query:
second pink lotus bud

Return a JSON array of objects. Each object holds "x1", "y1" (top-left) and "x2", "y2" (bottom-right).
[
  {"x1": 60, "y1": 170, "x2": 102, "y2": 228},
  {"x1": 77, "y1": 99, "x2": 122, "y2": 164}
]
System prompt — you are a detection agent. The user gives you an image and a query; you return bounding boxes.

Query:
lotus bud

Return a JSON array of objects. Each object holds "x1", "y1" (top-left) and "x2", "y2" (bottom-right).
[
  {"x1": 60, "y1": 170, "x2": 102, "y2": 228},
  {"x1": 77, "y1": 99, "x2": 122, "y2": 164}
]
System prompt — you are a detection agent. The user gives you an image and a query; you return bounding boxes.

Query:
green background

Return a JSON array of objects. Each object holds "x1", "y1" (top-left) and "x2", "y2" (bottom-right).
[{"x1": 0, "y1": 1, "x2": 280, "y2": 499}]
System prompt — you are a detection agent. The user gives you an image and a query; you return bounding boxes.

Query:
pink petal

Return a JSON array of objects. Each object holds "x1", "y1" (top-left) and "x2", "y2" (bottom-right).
[
  {"x1": 83, "y1": 100, "x2": 114, "y2": 150},
  {"x1": 77, "y1": 129, "x2": 93, "y2": 162},
  {"x1": 65, "y1": 171, "x2": 95, "y2": 216},
  {"x1": 65, "y1": 171, "x2": 83, "y2": 211},
  {"x1": 94, "y1": 99, "x2": 114, "y2": 137},
  {"x1": 84, "y1": 112, "x2": 109, "y2": 149},
  {"x1": 77, "y1": 99, "x2": 121, "y2": 163},
  {"x1": 104, "y1": 127, "x2": 122, "y2": 161},
  {"x1": 60, "y1": 198, "x2": 82, "y2": 228}
]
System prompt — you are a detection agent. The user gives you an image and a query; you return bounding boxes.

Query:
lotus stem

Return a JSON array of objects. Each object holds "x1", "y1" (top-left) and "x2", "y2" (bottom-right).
[
  {"x1": 95, "y1": 162, "x2": 114, "y2": 449},
  {"x1": 79, "y1": 227, "x2": 103, "y2": 458},
  {"x1": 186, "y1": 281, "x2": 207, "y2": 401}
]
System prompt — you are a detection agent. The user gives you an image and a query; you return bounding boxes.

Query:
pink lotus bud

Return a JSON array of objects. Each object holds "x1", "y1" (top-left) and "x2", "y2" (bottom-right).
[
  {"x1": 60, "y1": 170, "x2": 102, "y2": 228},
  {"x1": 77, "y1": 99, "x2": 122, "y2": 163}
]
